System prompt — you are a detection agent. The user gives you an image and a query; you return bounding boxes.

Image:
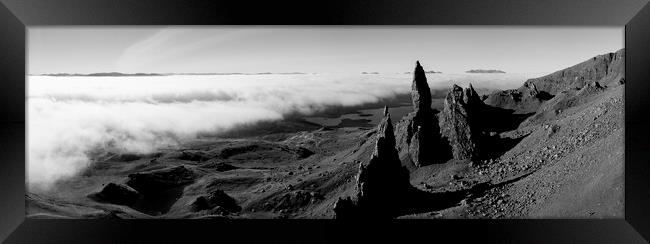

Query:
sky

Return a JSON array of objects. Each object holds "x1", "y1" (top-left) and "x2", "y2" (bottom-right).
[{"x1": 28, "y1": 26, "x2": 623, "y2": 75}]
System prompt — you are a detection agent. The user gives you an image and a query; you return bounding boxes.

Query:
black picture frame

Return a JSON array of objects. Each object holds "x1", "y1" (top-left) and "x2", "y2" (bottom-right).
[{"x1": 1, "y1": 0, "x2": 650, "y2": 243}]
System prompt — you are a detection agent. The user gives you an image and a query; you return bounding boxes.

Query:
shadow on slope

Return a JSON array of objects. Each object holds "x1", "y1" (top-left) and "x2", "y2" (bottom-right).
[
  {"x1": 476, "y1": 104, "x2": 535, "y2": 134},
  {"x1": 335, "y1": 170, "x2": 534, "y2": 219}
]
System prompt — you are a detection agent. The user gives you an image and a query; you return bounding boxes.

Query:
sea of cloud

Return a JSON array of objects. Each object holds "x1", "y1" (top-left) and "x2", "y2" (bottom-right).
[{"x1": 27, "y1": 72, "x2": 542, "y2": 190}]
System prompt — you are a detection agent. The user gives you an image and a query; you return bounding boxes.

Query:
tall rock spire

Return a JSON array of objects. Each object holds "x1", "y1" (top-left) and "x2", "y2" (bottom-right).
[
  {"x1": 412, "y1": 61, "x2": 432, "y2": 112},
  {"x1": 395, "y1": 61, "x2": 446, "y2": 167}
]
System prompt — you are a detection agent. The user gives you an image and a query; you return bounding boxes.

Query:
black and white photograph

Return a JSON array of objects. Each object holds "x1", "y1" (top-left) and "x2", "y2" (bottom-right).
[{"x1": 26, "y1": 27, "x2": 624, "y2": 219}]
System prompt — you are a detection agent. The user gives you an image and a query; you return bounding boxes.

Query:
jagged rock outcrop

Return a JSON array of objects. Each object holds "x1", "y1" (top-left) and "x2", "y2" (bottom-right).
[
  {"x1": 87, "y1": 182, "x2": 141, "y2": 206},
  {"x1": 463, "y1": 83, "x2": 484, "y2": 107},
  {"x1": 438, "y1": 84, "x2": 481, "y2": 160},
  {"x1": 485, "y1": 48, "x2": 624, "y2": 113},
  {"x1": 395, "y1": 61, "x2": 447, "y2": 167},
  {"x1": 577, "y1": 81, "x2": 605, "y2": 96},
  {"x1": 334, "y1": 107, "x2": 412, "y2": 218},
  {"x1": 524, "y1": 82, "x2": 539, "y2": 97}
]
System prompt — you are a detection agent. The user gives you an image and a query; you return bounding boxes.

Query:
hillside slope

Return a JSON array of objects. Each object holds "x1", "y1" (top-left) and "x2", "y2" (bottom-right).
[{"x1": 484, "y1": 48, "x2": 624, "y2": 114}]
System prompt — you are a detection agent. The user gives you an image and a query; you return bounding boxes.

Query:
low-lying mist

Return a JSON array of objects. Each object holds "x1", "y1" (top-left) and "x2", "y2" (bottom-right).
[{"x1": 27, "y1": 72, "x2": 541, "y2": 191}]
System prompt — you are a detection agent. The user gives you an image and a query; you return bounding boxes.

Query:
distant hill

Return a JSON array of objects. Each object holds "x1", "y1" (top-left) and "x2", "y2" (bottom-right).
[
  {"x1": 37, "y1": 72, "x2": 310, "y2": 76},
  {"x1": 40, "y1": 72, "x2": 165, "y2": 77},
  {"x1": 466, "y1": 69, "x2": 506, "y2": 73}
]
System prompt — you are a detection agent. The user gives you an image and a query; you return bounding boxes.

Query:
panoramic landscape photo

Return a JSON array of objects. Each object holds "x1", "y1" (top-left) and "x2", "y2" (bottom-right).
[{"x1": 26, "y1": 27, "x2": 624, "y2": 219}]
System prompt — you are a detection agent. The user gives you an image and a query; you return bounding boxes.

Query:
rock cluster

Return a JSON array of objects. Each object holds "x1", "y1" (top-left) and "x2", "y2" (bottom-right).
[
  {"x1": 334, "y1": 99, "x2": 487, "y2": 218},
  {"x1": 395, "y1": 61, "x2": 487, "y2": 164}
]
